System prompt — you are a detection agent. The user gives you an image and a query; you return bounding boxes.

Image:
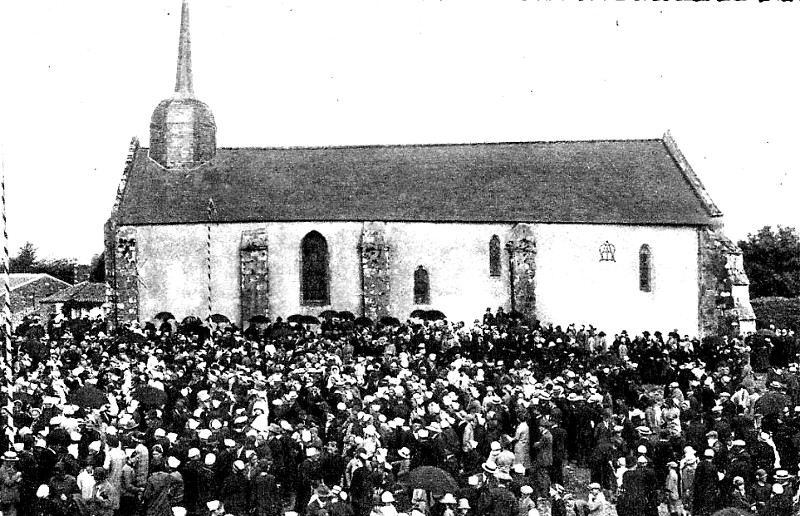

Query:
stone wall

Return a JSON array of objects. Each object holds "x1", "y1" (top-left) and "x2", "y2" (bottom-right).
[
  {"x1": 507, "y1": 224, "x2": 537, "y2": 320},
  {"x1": 697, "y1": 228, "x2": 756, "y2": 337},
  {"x1": 112, "y1": 226, "x2": 140, "y2": 326},
  {"x1": 240, "y1": 229, "x2": 270, "y2": 325},
  {"x1": 360, "y1": 223, "x2": 391, "y2": 320}
]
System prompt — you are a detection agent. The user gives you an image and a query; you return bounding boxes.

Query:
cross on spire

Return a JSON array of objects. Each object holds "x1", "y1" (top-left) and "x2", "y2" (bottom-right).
[{"x1": 174, "y1": 0, "x2": 193, "y2": 97}]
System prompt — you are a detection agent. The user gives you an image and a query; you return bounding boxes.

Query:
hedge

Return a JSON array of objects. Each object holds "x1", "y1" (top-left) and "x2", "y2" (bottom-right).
[{"x1": 751, "y1": 297, "x2": 800, "y2": 331}]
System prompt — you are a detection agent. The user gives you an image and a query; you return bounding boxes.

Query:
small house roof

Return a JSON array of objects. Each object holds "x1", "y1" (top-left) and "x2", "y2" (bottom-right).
[{"x1": 39, "y1": 282, "x2": 106, "y2": 305}]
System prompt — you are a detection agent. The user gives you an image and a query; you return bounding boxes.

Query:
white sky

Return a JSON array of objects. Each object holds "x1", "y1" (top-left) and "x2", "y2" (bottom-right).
[{"x1": 1, "y1": 1, "x2": 798, "y2": 263}]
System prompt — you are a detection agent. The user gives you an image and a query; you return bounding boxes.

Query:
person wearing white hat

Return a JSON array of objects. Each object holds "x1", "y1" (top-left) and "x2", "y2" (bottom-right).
[
  {"x1": 377, "y1": 490, "x2": 399, "y2": 516},
  {"x1": 206, "y1": 499, "x2": 225, "y2": 516},
  {"x1": 518, "y1": 485, "x2": 536, "y2": 516}
]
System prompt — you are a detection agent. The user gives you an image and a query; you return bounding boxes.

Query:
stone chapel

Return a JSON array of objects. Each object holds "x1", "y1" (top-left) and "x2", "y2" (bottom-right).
[{"x1": 105, "y1": 1, "x2": 755, "y2": 336}]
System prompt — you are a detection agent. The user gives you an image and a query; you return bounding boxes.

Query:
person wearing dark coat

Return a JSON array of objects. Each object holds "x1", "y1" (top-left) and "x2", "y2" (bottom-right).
[
  {"x1": 319, "y1": 442, "x2": 345, "y2": 488},
  {"x1": 549, "y1": 419, "x2": 567, "y2": 486},
  {"x1": 617, "y1": 457, "x2": 659, "y2": 516},
  {"x1": 350, "y1": 457, "x2": 374, "y2": 516},
  {"x1": 249, "y1": 460, "x2": 281, "y2": 516},
  {"x1": 763, "y1": 484, "x2": 794, "y2": 516},
  {"x1": 221, "y1": 462, "x2": 249, "y2": 515},
  {"x1": 296, "y1": 448, "x2": 323, "y2": 514},
  {"x1": 476, "y1": 472, "x2": 517, "y2": 516},
  {"x1": 692, "y1": 450, "x2": 721, "y2": 516},
  {"x1": 651, "y1": 431, "x2": 676, "y2": 486}
]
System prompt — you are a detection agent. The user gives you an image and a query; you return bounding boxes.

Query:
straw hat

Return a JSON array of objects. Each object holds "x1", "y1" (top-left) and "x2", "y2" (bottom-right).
[{"x1": 440, "y1": 493, "x2": 457, "y2": 504}]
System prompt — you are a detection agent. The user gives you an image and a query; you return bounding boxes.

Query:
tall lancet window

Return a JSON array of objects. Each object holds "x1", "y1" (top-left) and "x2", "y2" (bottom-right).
[
  {"x1": 489, "y1": 235, "x2": 501, "y2": 277},
  {"x1": 301, "y1": 231, "x2": 329, "y2": 305},
  {"x1": 414, "y1": 266, "x2": 430, "y2": 305},
  {"x1": 639, "y1": 244, "x2": 653, "y2": 292}
]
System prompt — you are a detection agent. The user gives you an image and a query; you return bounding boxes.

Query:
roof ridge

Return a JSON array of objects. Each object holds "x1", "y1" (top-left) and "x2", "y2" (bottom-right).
[{"x1": 136, "y1": 138, "x2": 665, "y2": 152}]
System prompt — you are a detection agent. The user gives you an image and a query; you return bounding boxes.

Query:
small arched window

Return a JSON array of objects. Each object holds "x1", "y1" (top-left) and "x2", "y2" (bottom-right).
[
  {"x1": 639, "y1": 244, "x2": 652, "y2": 292},
  {"x1": 301, "y1": 231, "x2": 329, "y2": 305},
  {"x1": 414, "y1": 266, "x2": 430, "y2": 305},
  {"x1": 489, "y1": 235, "x2": 501, "y2": 277}
]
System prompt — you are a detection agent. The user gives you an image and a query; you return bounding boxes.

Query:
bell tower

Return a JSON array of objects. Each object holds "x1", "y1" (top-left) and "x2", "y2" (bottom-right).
[{"x1": 149, "y1": 0, "x2": 216, "y2": 169}]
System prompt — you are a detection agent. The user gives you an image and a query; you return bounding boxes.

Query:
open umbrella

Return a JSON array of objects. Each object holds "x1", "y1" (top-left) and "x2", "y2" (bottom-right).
[
  {"x1": 287, "y1": 314, "x2": 304, "y2": 324},
  {"x1": 410, "y1": 309, "x2": 427, "y2": 319},
  {"x1": 153, "y1": 311, "x2": 176, "y2": 322},
  {"x1": 300, "y1": 315, "x2": 320, "y2": 325},
  {"x1": 210, "y1": 313, "x2": 230, "y2": 324},
  {"x1": 337, "y1": 311, "x2": 356, "y2": 321},
  {"x1": 424, "y1": 310, "x2": 447, "y2": 321},
  {"x1": 133, "y1": 386, "x2": 168, "y2": 408},
  {"x1": 379, "y1": 316, "x2": 401, "y2": 327},
  {"x1": 403, "y1": 466, "x2": 458, "y2": 495},
  {"x1": 354, "y1": 316, "x2": 373, "y2": 327},
  {"x1": 181, "y1": 315, "x2": 202, "y2": 327},
  {"x1": 69, "y1": 385, "x2": 107, "y2": 409},
  {"x1": 318, "y1": 310, "x2": 339, "y2": 320},
  {"x1": 754, "y1": 391, "x2": 788, "y2": 416}
]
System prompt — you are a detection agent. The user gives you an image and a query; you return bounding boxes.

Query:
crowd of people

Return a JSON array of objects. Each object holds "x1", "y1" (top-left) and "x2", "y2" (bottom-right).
[{"x1": 0, "y1": 308, "x2": 798, "y2": 516}]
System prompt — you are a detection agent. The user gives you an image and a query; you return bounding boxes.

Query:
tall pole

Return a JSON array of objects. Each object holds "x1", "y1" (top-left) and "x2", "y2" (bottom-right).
[
  {"x1": 506, "y1": 241, "x2": 516, "y2": 313},
  {"x1": 1, "y1": 149, "x2": 14, "y2": 440},
  {"x1": 206, "y1": 197, "x2": 216, "y2": 322}
]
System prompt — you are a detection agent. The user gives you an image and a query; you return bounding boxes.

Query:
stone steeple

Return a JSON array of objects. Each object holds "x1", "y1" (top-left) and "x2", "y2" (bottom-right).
[
  {"x1": 174, "y1": 0, "x2": 193, "y2": 97},
  {"x1": 149, "y1": 0, "x2": 216, "y2": 170}
]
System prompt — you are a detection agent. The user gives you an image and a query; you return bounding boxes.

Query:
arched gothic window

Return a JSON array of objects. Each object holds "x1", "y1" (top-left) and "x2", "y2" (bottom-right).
[
  {"x1": 414, "y1": 266, "x2": 430, "y2": 305},
  {"x1": 489, "y1": 235, "x2": 501, "y2": 277},
  {"x1": 301, "y1": 231, "x2": 329, "y2": 305},
  {"x1": 639, "y1": 244, "x2": 652, "y2": 292}
]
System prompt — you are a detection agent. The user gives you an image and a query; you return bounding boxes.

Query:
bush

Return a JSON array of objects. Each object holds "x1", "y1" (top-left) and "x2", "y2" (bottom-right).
[{"x1": 751, "y1": 297, "x2": 800, "y2": 331}]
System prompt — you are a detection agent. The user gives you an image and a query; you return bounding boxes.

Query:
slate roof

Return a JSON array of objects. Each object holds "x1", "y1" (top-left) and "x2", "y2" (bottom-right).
[
  {"x1": 39, "y1": 282, "x2": 106, "y2": 305},
  {"x1": 9, "y1": 273, "x2": 70, "y2": 291},
  {"x1": 9, "y1": 273, "x2": 46, "y2": 290},
  {"x1": 116, "y1": 138, "x2": 719, "y2": 227}
]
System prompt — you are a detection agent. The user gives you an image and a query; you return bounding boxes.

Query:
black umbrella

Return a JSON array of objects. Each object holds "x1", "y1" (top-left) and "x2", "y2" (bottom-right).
[
  {"x1": 410, "y1": 309, "x2": 427, "y2": 319},
  {"x1": 318, "y1": 310, "x2": 339, "y2": 320},
  {"x1": 379, "y1": 316, "x2": 401, "y2": 327},
  {"x1": 754, "y1": 391, "x2": 787, "y2": 416},
  {"x1": 300, "y1": 315, "x2": 320, "y2": 325},
  {"x1": 424, "y1": 310, "x2": 447, "y2": 321},
  {"x1": 287, "y1": 314, "x2": 304, "y2": 324},
  {"x1": 337, "y1": 311, "x2": 356, "y2": 321},
  {"x1": 181, "y1": 315, "x2": 202, "y2": 327},
  {"x1": 69, "y1": 385, "x2": 108, "y2": 409},
  {"x1": 249, "y1": 315, "x2": 270, "y2": 324},
  {"x1": 210, "y1": 313, "x2": 230, "y2": 324},
  {"x1": 133, "y1": 386, "x2": 168, "y2": 408},
  {"x1": 403, "y1": 466, "x2": 458, "y2": 495},
  {"x1": 354, "y1": 316, "x2": 373, "y2": 327},
  {"x1": 153, "y1": 311, "x2": 176, "y2": 322}
]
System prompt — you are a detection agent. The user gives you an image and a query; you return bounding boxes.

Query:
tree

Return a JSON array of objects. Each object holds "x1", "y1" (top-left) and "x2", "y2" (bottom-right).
[
  {"x1": 89, "y1": 253, "x2": 105, "y2": 283},
  {"x1": 738, "y1": 226, "x2": 800, "y2": 299},
  {"x1": 9, "y1": 242, "x2": 38, "y2": 273},
  {"x1": 9, "y1": 242, "x2": 77, "y2": 284}
]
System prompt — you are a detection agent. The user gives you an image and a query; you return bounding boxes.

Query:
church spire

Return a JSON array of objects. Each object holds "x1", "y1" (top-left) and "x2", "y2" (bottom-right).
[
  {"x1": 149, "y1": 0, "x2": 216, "y2": 169},
  {"x1": 174, "y1": 0, "x2": 193, "y2": 97}
]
